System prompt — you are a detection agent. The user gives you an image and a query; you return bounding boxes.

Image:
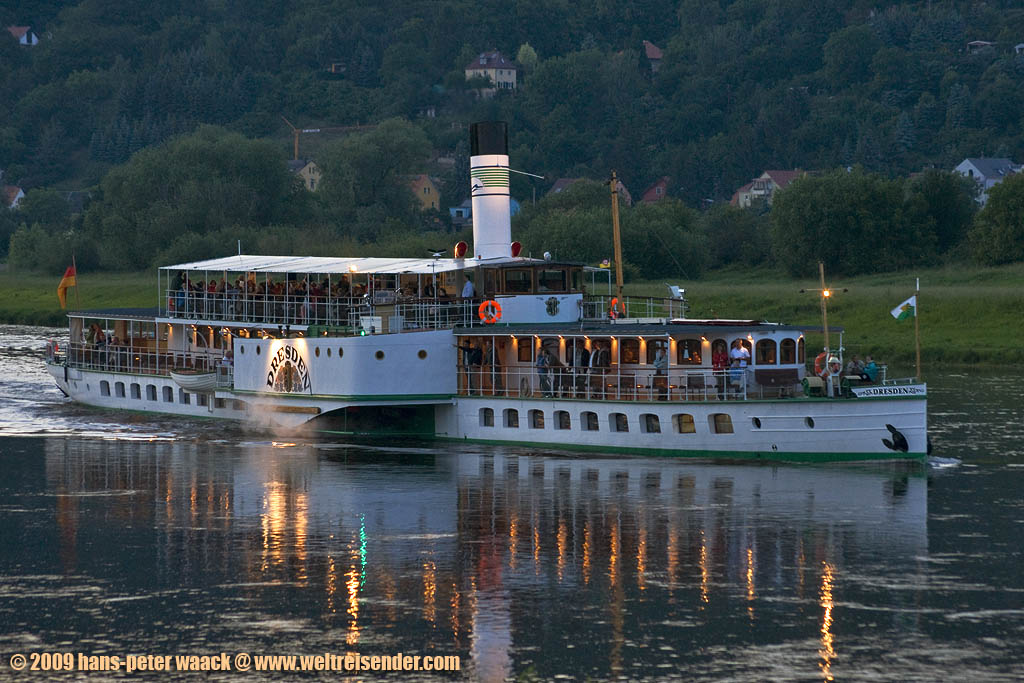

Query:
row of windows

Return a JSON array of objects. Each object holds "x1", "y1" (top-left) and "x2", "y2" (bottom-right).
[
  {"x1": 515, "y1": 337, "x2": 804, "y2": 366},
  {"x1": 98, "y1": 381, "x2": 242, "y2": 410},
  {"x1": 479, "y1": 408, "x2": 734, "y2": 434},
  {"x1": 242, "y1": 345, "x2": 429, "y2": 361}
]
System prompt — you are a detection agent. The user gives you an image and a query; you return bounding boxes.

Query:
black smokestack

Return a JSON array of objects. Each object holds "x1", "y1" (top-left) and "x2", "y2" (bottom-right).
[{"x1": 470, "y1": 122, "x2": 508, "y2": 156}]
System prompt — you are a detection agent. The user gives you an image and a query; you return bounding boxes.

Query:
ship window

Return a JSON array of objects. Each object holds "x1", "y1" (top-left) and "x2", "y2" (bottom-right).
[
  {"x1": 640, "y1": 414, "x2": 661, "y2": 433},
  {"x1": 646, "y1": 339, "x2": 668, "y2": 364},
  {"x1": 517, "y1": 340, "x2": 533, "y2": 363},
  {"x1": 610, "y1": 412, "x2": 629, "y2": 432},
  {"x1": 338, "y1": 347, "x2": 344, "y2": 359},
  {"x1": 504, "y1": 408, "x2": 519, "y2": 428},
  {"x1": 581, "y1": 411, "x2": 599, "y2": 431},
  {"x1": 756, "y1": 340, "x2": 777, "y2": 365},
  {"x1": 537, "y1": 269, "x2": 566, "y2": 292},
  {"x1": 197, "y1": 394, "x2": 208, "y2": 407},
  {"x1": 504, "y1": 268, "x2": 533, "y2": 293},
  {"x1": 179, "y1": 389, "x2": 190, "y2": 405},
  {"x1": 554, "y1": 410, "x2": 571, "y2": 430},
  {"x1": 711, "y1": 413, "x2": 734, "y2": 434},
  {"x1": 780, "y1": 339, "x2": 796, "y2": 364},
  {"x1": 529, "y1": 409, "x2": 545, "y2": 429},
  {"x1": 798, "y1": 337, "x2": 805, "y2": 364},
  {"x1": 162, "y1": 386, "x2": 174, "y2": 402},
  {"x1": 115, "y1": 382, "x2": 125, "y2": 398},
  {"x1": 327, "y1": 348, "x2": 331, "y2": 357},
  {"x1": 130, "y1": 383, "x2": 141, "y2": 399},
  {"x1": 232, "y1": 400, "x2": 245, "y2": 411},
  {"x1": 214, "y1": 398, "x2": 225, "y2": 409},
  {"x1": 100, "y1": 381, "x2": 110, "y2": 397},
  {"x1": 146, "y1": 384, "x2": 157, "y2": 401},
  {"x1": 375, "y1": 350, "x2": 385, "y2": 360},
  {"x1": 239, "y1": 345, "x2": 245, "y2": 354},
  {"x1": 620, "y1": 339, "x2": 640, "y2": 364},
  {"x1": 480, "y1": 408, "x2": 494, "y2": 427},
  {"x1": 256, "y1": 346, "x2": 261, "y2": 355},
  {"x1": 315, "y1": 346, "x2": 320, "y2": 357},
  {"x1": 673, "y1": 413, "x2": 696, "y2": 434},
  {"x1": 805, "y1": 417, "x2": 815, "y2": 429},
  {"x1": 418, "y1": 350, "x2": 427, "y2": 359},
  {"x1": 676, "y1": 339, "x2": 702, "y2": 365},
  {"x1": 752, "y1": 417, "x2": 762, "y2": 429}
]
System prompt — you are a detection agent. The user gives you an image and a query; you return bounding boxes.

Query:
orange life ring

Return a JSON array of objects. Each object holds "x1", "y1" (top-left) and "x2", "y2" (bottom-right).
[
  {"x1": 609, "y1": 297, "x2": 623, "y2": 319},
  {"x1": 478, "y1": 300, "x2": 502, "y2": 324},
  {"x1": 814, "y1": 351, "x2": 828, "y2": 377}
]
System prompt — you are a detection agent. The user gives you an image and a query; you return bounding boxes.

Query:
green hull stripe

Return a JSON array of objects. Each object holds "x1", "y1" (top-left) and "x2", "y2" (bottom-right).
[{"x1": 437, "y1": 435, "x2": 926, "y2": 463}]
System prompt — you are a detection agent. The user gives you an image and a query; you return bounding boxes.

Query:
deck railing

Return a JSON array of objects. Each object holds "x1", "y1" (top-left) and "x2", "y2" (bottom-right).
[
  {"x1": 65, "y1": 343, "x2": 226, "y2": 377},
  {"x1": 582, "y1": 295, "x2": 688, "y2": 321}
]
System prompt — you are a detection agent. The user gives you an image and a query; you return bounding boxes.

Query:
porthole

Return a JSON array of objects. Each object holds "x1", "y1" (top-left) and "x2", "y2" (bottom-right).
[
  {"x1": 327, "y1": 348, "x2": 331, "y2": 357},
  {"x1": 337, "y1": 347, "x2": 344, "y2": 359},
  {"x1": 315, "y1": 347, "x2": 321, "y2": 357},
  {"x1": 752, "y1": 417, "x2": 762, "y2": 429},
  {"x1": 240, "y1": 345, "x2": 245, "y2": 354},
  {"x1": 256, "y1": 346, "x2": 261, "y2": 355},
  {"x1": 805, "y1": 417, "x2": 815, "y2": 429},
  {"x1": 418, "y1": 349, "x2": 427, "y2": 359},
  {"x1": 375, "y1": 350, "x2": 385, "y2": 360}
]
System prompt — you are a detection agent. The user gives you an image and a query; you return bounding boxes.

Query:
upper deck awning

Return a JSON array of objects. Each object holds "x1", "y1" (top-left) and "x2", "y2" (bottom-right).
[{"x1": 160, "y1": 254, "x2": 555, "y2": 275}]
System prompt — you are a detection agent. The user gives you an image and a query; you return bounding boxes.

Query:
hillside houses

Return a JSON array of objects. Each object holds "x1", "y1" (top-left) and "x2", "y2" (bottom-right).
[
  {"x1": 730, "y1": 170, "x2": 804, "y2": 208},
  {"x1": 954, "y1": 158, "x2": 1021, "y2": 205}
]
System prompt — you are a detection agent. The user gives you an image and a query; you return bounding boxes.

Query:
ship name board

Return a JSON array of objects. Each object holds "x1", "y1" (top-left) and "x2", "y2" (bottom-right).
[
  {"x1": 852, "y1": 385, "x2": 926, "y2": 398},
  {"x1": 267, "y1": 345, "x2": 310, "y2": 393}
]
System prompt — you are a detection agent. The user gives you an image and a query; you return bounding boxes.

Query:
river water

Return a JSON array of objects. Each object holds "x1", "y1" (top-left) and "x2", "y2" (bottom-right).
[{"x1": 1, "y1": 324, "x2": 1022, "y2": 681}]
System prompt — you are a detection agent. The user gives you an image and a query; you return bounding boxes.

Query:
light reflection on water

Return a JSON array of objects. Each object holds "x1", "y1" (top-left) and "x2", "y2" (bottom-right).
[{"x1": 1, "y1": 325, "x2": 1023, "y2": 680}]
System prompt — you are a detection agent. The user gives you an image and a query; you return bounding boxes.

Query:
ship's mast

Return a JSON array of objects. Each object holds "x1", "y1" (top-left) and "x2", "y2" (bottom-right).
[{"x1": 609, "y1": 171, "x2": 624, "y2": 306}]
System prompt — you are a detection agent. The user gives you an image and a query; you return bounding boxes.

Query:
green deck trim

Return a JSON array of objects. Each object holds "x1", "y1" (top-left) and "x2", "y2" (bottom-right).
[
  {"x1": 228, "y1": 389, "x2": 454, "y2": 401},
  {"x1": 436, "y1": 435, "x2": 927, "y2": 463}
]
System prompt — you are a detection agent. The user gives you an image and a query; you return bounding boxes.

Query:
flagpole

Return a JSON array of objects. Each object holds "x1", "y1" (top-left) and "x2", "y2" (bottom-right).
[
  {"x1": 914, "y1": 277, "x2": 921, "y2": 381},
  {"x1": 72, "y1": 254, "x2": 81, "y2": 310}
]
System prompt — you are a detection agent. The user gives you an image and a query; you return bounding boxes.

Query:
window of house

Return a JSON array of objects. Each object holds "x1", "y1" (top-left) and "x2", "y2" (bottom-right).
[
  {"x1": 581, "y1": 411, "x2": 599, "y2": 431},
  {"x1": 529, "y1": 409, "x2": 545, "y2": 429},
  {"x1": 610, "y1": 413, "x2": 629, "y2": 432},
  {"x1": 711, "y1": 413, "x2": 734, "y2": 434},
  {"x1": 674, "y1": 414, "x2": 696, "y2": 434},
  {"x1": 620, "y1": 339, "x2": 640, "y2": 364},
  {"x1": 555, "y1": 410, "x2": 570, "y2": 430},
  {"x1": 756, "y1": 340, "x2": 777, "y2": 365},
  {"x1": 641, "y1": 414, "x2": 661, "y2": 433},
  {"x1": 780, "y1": 339, "x2": 796, "y2": 364},
  {"x1": 676, "y1": 339, "x2": 702, "y2": 365},
  {"x1": 504, "y1": 269, "x2": 532, "y2": 293},
  {"x1": 504, "y1": 408, "x2": 519, "y2": 428},
  {"x1": 480, "y1": 408, "x2": 494, "y2": 427}
]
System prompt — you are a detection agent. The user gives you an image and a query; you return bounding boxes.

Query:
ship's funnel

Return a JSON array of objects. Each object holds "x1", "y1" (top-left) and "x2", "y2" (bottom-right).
[{"x1": 470, "y1": 122, "x2": 512, "y2": 259}]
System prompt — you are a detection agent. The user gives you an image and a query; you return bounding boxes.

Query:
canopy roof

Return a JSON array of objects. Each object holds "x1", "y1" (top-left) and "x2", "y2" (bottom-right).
[{"x1": 160, "y1": 254, "x2": 564, "y2": 275}]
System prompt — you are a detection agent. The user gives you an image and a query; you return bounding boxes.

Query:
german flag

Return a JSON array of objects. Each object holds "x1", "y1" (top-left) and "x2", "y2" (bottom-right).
[{"x1": 57, "y1": 265, "x2": 77, "y2": 309}]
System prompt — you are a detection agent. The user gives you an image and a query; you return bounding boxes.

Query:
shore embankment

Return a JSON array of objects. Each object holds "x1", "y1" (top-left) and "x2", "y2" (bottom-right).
[{"x1": 2, "y1": 263, "x2": 1021, "y2": 366}]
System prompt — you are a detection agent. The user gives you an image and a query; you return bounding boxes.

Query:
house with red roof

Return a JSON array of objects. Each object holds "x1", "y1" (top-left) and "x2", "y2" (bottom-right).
[
  {"x1": 548, "y1": 177, "x2": 633, "y2": 206},
  {"x1": 3, "y1": 185, "x2": 25, "y2": 209},
  {"x1": 640, "y1": 177, "x2": 670, "y2": 203},
  {"x1": 6, "y1": 26, "x2": 39, "y2": 46},
  {"x1": 730, "y1": 170, "x2": 804, "y2": 208},
  {"x1": 643, "y1": 40, "x2": 663, "y2": 73},
  {"x1": 465, "y1": 50, "x2": 518, "y2": 97}
]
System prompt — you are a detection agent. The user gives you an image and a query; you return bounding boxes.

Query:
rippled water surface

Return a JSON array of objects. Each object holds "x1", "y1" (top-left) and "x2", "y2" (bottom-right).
[{"x1": 1, "y1": 325, "x2": 1022, "y2": 681}]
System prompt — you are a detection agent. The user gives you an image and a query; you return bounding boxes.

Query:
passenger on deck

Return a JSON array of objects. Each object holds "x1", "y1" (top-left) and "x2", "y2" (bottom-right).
[
  {"x1": 846, "y1": 355, "x2": 864, "y2": 376},
  {"x1": 653, "y1": 348, "x2": 668, "y2": 400},
  {"x1": 461, "y1": 276, "x2": 475, "y2": 300},
  {"x1": 861, "y1": 356, "x2": 878, "y2": 382},
  {"x1": 536, "y1": 348, "x2": 553, "y2": 398}
]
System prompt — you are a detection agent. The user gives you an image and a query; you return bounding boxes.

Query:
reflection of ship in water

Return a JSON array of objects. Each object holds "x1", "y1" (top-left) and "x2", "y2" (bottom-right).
[{"x1": 44, "y1": 439, "x2": 926, "y2": 678}]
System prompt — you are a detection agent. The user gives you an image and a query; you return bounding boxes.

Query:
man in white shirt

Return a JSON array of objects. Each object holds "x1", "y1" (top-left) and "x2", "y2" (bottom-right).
[{"x1": 461, "y1": 276, "x2": 475, "y2": 299}]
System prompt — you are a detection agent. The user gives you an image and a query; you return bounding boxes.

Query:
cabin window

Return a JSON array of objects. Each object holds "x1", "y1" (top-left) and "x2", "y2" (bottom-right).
[
  {"x1": 555, "y1": 410, "x2": 571, "y2": 430},
  {"x1": 179, "y1": 389, "x2": 190, "y2": 405},
  {"x1": 214, "y1": 398, "x2": 226, "y2": 409},
  {"x1": 517, "y1": 340, "x2": 533, "y2": 363},
  {"x1": 100, "y1": 381, "x2": 110, "y2": 397},
  {"x1": 146, "y1": 384, "x2": 157, "y2": 401},
  {"x1": 504, "y1": 269, "x2": 532, "y2": 293},
  {"x1": 480, "y1": 408, "x2": 494, "y2": 427},
  {"x1": 756, "y1": 340, "x2": 777, "y2": 365},
  {"x1": 315, "y1": 347, "x2": 320, "y2": 357},
  {"x1": 610, "y1": 412, "x2": 629, "y2": 432},
  {"x1": 162, "y1": 386, "x2": 174, "y2": 402},
  {"x1": 504, "y1": 408, "x2": 519, "y2": 428},
  {"x1": 115, "y1": 382, "x2": 125, "y2": 398},
  {"x1": 641, "y1": 414, "x2": 661, "y2": 434},
  {"x1": 711, "y1": 413, "x2": 734, "y2": 434},
  {"x1": 780, "y1": 339, "x2": 797, "y2": 364},
  {"x1": 581, "y1": 411, "x2": 599, "y2": 431},
  {"x1": 130, "y1": 383, "x2": 141, "y2": 399},
  {"x1": 197, "y1": 394, "x2": 209, "y2": 407},
  {"x1": 646, "y1": 339, "x2": 669, "y2": 364},
  {"x1": 529, "y1": 409, "x2": 545, "y2": 429},
  {"x1": 620, "y1": 339, "x2": 640, "y2": 364},
  {"x1": 537, "y1": 269, "x2": 567, "y2": 292},
  {"x1": 676, "y1": 339, "x2": 702, "y2": 365},
  {"x1": 798, "y1": 337, "x2": 805, "y2": 364},
  {"x1": 571, "y1": 268, "x2": 582, "y2": 292},
  {"x1": 673, "y1": 414, "x2": 696, "y2": 434}
]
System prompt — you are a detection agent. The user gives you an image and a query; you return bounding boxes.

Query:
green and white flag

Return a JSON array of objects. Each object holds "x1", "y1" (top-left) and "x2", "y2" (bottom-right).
[{"x1": 890, "y1": 295, "x2": 916, "y2": 320}]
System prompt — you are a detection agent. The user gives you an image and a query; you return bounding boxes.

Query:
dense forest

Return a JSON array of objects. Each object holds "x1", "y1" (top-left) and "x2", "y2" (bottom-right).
[{"x1": 1, "y1": 0, "x2": 1023, "y2": 276}]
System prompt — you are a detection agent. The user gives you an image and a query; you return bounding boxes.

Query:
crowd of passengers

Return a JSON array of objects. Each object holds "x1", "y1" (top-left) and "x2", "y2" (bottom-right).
[{"x1": 171, "y1": 273, "x2": 457, "y2": 302}]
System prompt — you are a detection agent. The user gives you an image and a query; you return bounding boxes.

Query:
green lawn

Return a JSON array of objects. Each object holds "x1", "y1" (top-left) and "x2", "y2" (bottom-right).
[{"x1": 0, "y1": 270, "x2": 156, "y2": 326}]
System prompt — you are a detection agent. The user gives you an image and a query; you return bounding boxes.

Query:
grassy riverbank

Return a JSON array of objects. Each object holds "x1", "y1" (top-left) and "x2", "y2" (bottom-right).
[{"x1": 2, "y1": 263, "x2": 1020, "y2": 366}]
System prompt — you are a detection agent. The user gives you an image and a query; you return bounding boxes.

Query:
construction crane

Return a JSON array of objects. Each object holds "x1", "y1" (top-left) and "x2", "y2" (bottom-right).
[{"x1": 280, "y1": 117, "x2": 376, "y2": 160}]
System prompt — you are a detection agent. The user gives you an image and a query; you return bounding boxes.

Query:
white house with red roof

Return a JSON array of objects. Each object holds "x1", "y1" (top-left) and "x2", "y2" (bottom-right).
[
  {"x1": 643, "y1": 40, "x2": 663, "y2": 73},
  {"x1": 3, "y1": 185, "x2": 25, "y2": 209},
  {"x1": 6, "y1": 26, "x2": 39, "y2": 46},
  {"x1": 730, "y1": 170, "x2": 804, "y2": 207}
]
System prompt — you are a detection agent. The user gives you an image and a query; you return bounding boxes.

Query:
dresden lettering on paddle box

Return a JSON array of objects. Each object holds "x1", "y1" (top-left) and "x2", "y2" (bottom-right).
[{"x1": 266, "y1": 345, "x2": 310, "y2": 392}]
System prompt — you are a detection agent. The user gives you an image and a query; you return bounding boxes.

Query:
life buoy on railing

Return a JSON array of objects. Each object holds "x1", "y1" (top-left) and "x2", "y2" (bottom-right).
[
  {"x1": 478, "y1": 299, "x2": 502, "y2": 324},
  {"x1": 814, "y1": 351, "x2": 828, "y2": 377},
  {"x1": 609, "y1": 297, "x2": 623, "y2": 320}
]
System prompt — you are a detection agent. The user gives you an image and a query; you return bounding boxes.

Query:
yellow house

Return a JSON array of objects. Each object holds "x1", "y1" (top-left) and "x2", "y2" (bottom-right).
[
  {"x1": 288, "y1": 160, "x2": 323, "y2": 191},
  {"x1": 409, "y1": 174, "x2": 441, "y2": 211},
  {"x1": 465, "y1": 50, "x2": 518, "y2": 95}
]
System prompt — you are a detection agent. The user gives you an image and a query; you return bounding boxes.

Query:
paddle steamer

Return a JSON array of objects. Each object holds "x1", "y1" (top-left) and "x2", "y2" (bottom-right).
[{"x1": 44, "y1": 122, "x2": 927, "y2": 462}]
